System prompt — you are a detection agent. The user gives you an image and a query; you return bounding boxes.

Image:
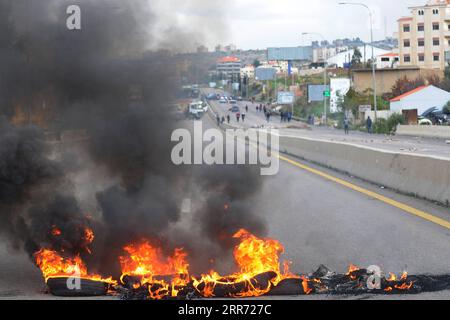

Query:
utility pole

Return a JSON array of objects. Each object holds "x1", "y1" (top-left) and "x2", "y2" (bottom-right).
[{"x1": 339, "y1": 2, "x2": 378, "y2": 120}]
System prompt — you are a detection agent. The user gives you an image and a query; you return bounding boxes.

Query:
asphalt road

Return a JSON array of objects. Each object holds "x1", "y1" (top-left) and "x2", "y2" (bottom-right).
[
  {"x1": 204, "y1": 88, "x2": 450, "y2": 160},
  {"x1": 1, "y1": 108, "x2": 450, "y2": 300}
]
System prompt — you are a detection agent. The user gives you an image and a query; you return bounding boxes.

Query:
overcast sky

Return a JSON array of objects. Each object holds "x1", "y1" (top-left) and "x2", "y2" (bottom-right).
[{"x1": 168, "y1": 0, "x2": 427, "y2": 50}]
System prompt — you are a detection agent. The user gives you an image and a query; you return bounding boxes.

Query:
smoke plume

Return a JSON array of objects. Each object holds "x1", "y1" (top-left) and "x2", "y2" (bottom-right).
[{"x1": 0, "y1": 0, "x2": 265, "y2": 277}]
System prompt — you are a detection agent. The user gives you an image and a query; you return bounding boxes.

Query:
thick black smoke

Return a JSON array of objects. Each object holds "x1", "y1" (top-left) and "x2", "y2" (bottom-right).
[
  {"x1": 0, "y1": 117, "x2": 92, "y2": 258},
  {"x1": 0, "y1": 0, "x2": 266, "y2": 277}
]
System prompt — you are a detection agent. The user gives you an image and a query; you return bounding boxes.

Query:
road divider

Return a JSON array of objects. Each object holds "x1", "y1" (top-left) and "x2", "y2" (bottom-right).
[
  {"x1": 397, "y1": 125, "x2": 450, "y2": 140},
  {"x1": 279, "y1": 154, "x2": 450, "y2": 230},
  {"x1": 277, "y1": 135, "x2": 450, "y2": 207}
]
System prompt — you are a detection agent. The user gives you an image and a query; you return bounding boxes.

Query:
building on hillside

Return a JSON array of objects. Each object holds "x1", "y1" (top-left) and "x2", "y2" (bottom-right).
[
  {"x1": 398, "y1": 0, "x2": 450, "y2": 70},
  {"x1": 261, "y1": 60, "x2": 289, "y2": 74},
  {"x1": 224, "y1": 44, "x2": 238, "y2": 53},
  {"x1": 240, "y1": 65, "x2": 255, "y2": 79},
  {"x1": 390, "y1": 85, "x2": 450, "y2": 114},
  {"x1": 216, "y1": 56, "x2": 242, "y2": 80},
  {"x1": 327, "y1": 45, "x2": 390, "y2": 68},
  {"x1": 352, "y1": 67, "x2": 443, "y2": 95},
  {"x1": 215, "y1": 44, "x2": 238, "y2": 54},
  {"x1": 313, "y1": 47, "x2": 338, "y2": 63},
  {"x1": 377, "y1": 53, "x2": 400, "y2": 68}
]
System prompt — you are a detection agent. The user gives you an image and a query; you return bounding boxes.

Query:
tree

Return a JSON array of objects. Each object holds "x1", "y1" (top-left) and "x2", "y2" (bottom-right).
[
  {"x1": 445, "y1": 66, "x2": 450, "y2": 80},
  {"x1": 351, "y1": 47, "x2": 363, "y2": 67},
  {"x1": 444, "y1": 101, "x2": 450, "y2": 114},
  {"x1": 389, "y1": 76, "x2": 425, "y2": 99},
  {"x1": 253, "y1": 59, "x2": 261, "y2": 68},
  {"x1": 437, "y1": 67, "x2": 450, "y2": 92},
  {"x1": 336, "y1": 88, "x2": 371, "y2": 115}
]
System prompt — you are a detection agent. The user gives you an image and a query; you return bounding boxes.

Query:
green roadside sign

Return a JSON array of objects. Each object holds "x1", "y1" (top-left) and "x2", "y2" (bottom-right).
[{"x1": 323, "y1": 90, "x2": 331, "y2": 97}]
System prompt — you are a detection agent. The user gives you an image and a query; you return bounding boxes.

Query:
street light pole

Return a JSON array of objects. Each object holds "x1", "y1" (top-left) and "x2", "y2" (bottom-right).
[
  {"x1": 339, "y1": 2, "x2": 378, "y2": 120},
  {"x1": 303, "y1": 32, "x2": 328, "y2": 126}
]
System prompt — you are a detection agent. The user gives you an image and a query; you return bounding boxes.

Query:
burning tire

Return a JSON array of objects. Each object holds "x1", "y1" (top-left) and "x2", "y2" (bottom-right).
[{"x1": 46, "y1": 277, "x2": 109, "y2": 297}]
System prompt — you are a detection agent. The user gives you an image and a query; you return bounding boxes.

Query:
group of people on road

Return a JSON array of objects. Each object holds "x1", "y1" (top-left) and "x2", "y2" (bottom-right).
[
  {"x1": 218, "y1": 112, "x2": 246, "y2": 124},
  {"x1": 343, "y1": 116, "x2": 373, "y2": 135},
  {"x1": 280, "y1": 111, "x2": 292, "y2": 123},
  {"x1": 214, "y1": 96, "x2": 377, "y2": 137},
  {"x1": 216, "y1": 114, "x2": 226, "y2": 126},
  {"x1": 236, "y1": 112, "x2": 246, "y2": 122},
  {"x1": 256, "y1": 104, "x2": 267, "y2": 113}
]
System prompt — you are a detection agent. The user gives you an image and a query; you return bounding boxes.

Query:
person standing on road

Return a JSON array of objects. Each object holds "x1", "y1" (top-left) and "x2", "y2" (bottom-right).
[
  {"x1": 344, "y1": 117, "x2": 350, "y2": 135},
  {"x1": 288, "y1": 112, "x2": 292, "y2": 123},
  {"x1": 245, "y1": 105, "x2": 249, "y2": 113},
  {"x1": 227, "y1": 114, "x2": 231, "y2": 124},
  {"x1": 216, "y1": 114, "x2": 221, "y2": 126},
  {"x1": 221, "y1": 116, "x2": 225, "y2": 124},
  {"x1": 236, "y1": 112, "x2": 241, "y2": 122},
  {"x1": 242, "y1": 113, "x2": 246, "y2": 122},
  {"x1": 366, "y1": 116, "x2": 373, "y2": 134}
]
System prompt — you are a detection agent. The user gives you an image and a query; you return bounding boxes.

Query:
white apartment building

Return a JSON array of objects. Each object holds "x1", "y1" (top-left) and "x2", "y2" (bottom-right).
[
  {"x1": 398, "y1": 0, "x2": 450, "y2": 70},
  {"x1": 313, "y1": 47, "x2": 338, "y2": 63},
  {"x1": 240, "y1": 65, "x2": 255, "y2": 79},
  {"x1": 216, "y1": 56, "x2": 242, "y2": 80},
  {"x1": 377, "y1": 53, "x2": 400, "y2": 68}
]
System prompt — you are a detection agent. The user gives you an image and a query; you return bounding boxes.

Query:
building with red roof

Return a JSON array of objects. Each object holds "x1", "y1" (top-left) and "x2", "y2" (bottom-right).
[
  {"x1": 216, "y1": 56, "x2": 242, "y2": 80},
  {"x1": 376, "y1": 52, "x2": 399, "y2": 69},
  {"x1": 390, "y1": 85, "x2": 450, "y2": 115}
]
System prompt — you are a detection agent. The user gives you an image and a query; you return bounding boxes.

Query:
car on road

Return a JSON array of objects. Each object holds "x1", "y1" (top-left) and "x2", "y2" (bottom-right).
[
  {"x1": 229, "y1": 106, "x2": 240, "y2": 113},
  {"x1": 188, "y1": 101, "x2": 208, "y2": 119},
  {"x1": 207, "y1": 93, "x2": 217, "y2": 100},
  {"x1": 219, "y1": 97, "x2": 227, "y2": 104},
  {"x1": 418, "y1": 118, "x2": 433, "y2": 125},
  {"x1": 229, "y1": 100, "x2": 238, "y2": 105},
  {"x1": 419, "y1": 107, "x2": 448, "y2": 125}
]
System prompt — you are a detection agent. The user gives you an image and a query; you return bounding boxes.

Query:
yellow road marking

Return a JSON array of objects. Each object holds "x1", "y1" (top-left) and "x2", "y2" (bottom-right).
[
  {"x1": 213, "y1": 114, "x2": 450, "y2": 231},
  {"x1": 279, "y1": 155, "x2": 450, "y2": 230}
]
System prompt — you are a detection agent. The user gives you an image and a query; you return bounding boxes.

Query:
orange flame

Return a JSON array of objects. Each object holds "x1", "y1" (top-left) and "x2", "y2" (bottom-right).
[
  {"x1": 301, "y1": 276, "x2": 313, "y2": 295},
  {"x1": 384, "y1": 271, "x2": 413, "y2": 292},
  {"x1": 346, "y1": 264, "x2": 360, "y2": 280},
  {"x1": 34, "y1": 249, "x2": 116, "y2": 284},
  {"x1": 395, "y1": 282, "x2": 414, "y2": 290},
  {"x1": 119, "y1": 241, "x2": 189, "y2": 299},
  {"x1": 51, "y1": 227, "x2": 62, "y2": 237},
  {"x1": 193, "y1": 229, "x2": 299, "y2": 298},
  {"x1": 84, "y1": 228, "x2": 95, "y2": 244},
  {"x1": 387, "y1": 273, "x2": 397, "y2": 282}
]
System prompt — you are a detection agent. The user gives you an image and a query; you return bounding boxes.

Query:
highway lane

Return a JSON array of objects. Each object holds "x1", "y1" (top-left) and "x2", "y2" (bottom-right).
[
  {"x1": 203, "y1": 88, "x2": 450, "y2": 160},
  {"x1": 198, "y1": 112, "x2": 450, "y2": 276},
  {"x1": 200, "y1": 112, "x2": 450, "y2": 299},
  {"x1": 1, "y1": 113, "x2": 450, "y2": 299}
]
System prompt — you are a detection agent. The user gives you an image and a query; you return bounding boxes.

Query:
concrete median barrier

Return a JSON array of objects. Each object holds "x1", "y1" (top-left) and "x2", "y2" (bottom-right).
[
  {"x1": 397, "y1": 125, "x2": 450, "y2": 139},
  {"x1": 279, "y1": 135, "x2": 450, "y2": 206}
]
